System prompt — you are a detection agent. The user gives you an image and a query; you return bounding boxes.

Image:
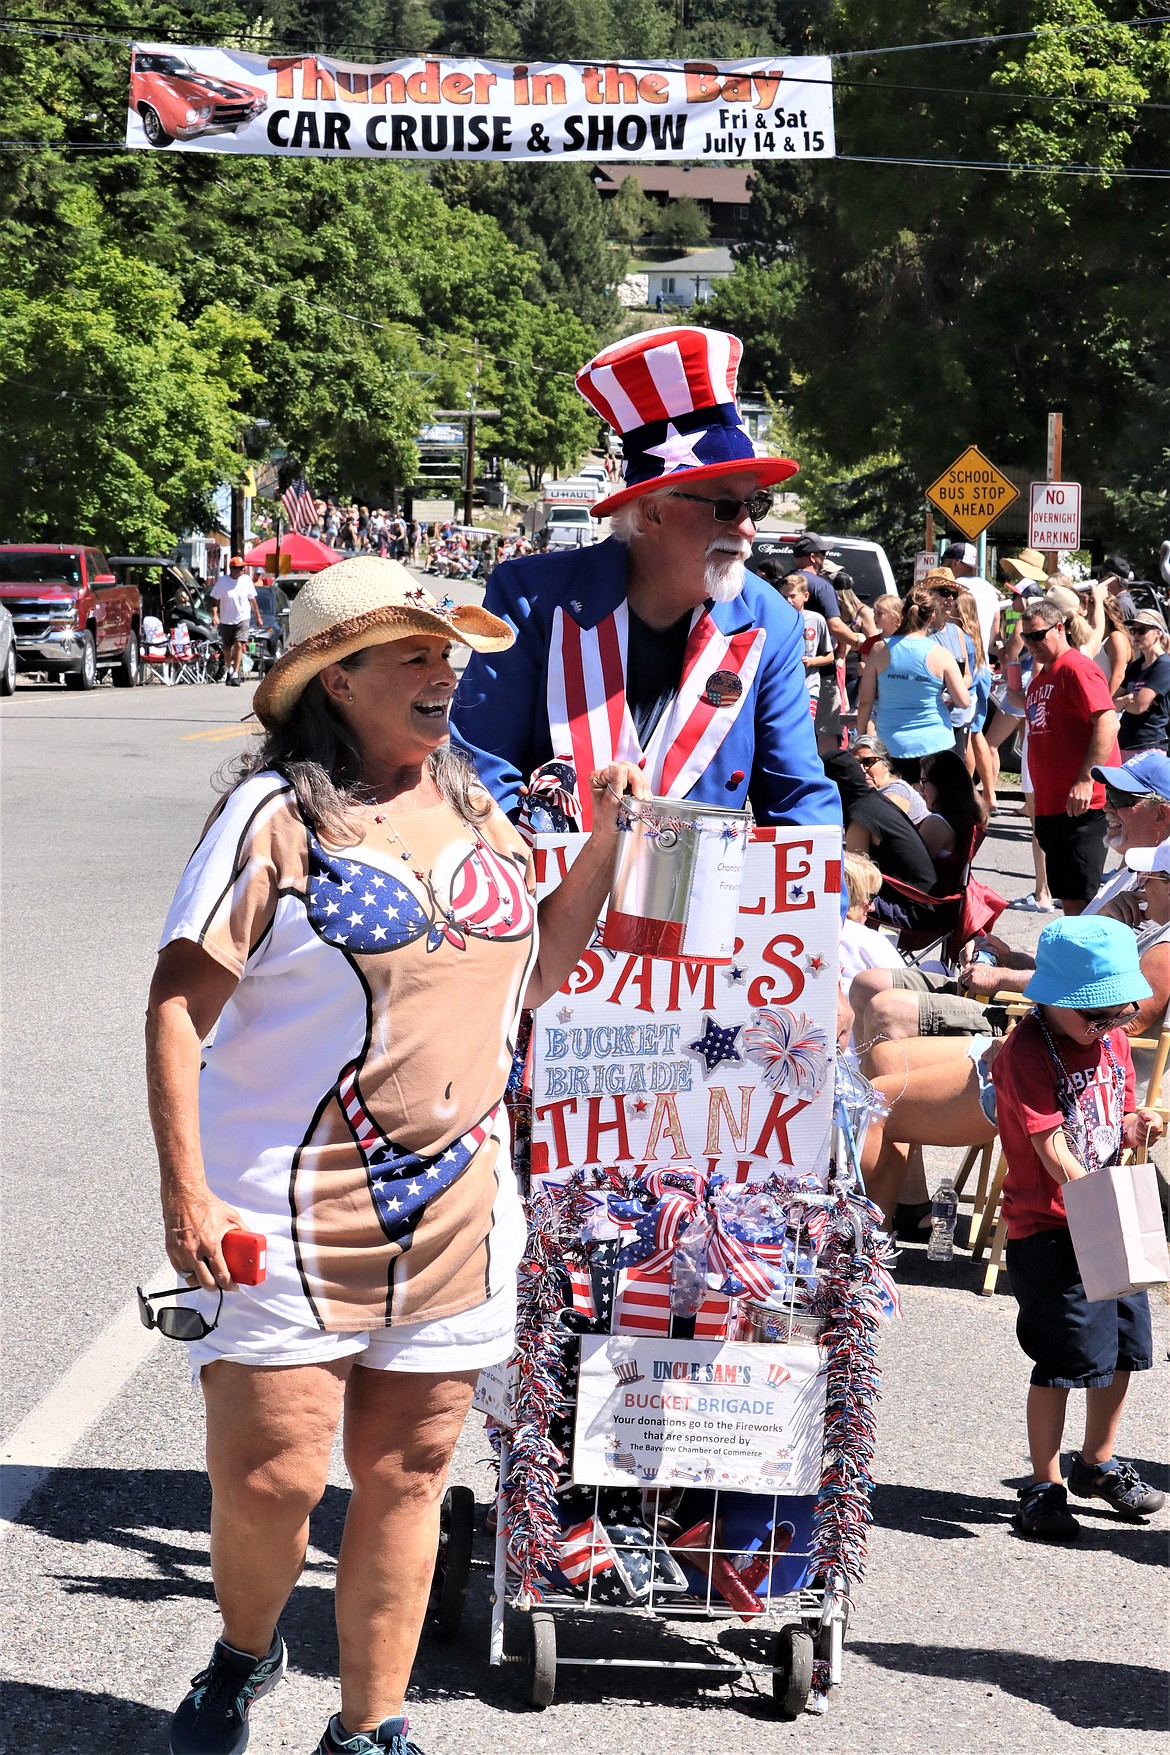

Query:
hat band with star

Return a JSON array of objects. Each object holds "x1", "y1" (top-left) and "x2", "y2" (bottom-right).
[{"x1": 590, "y1": 403, "x2": 798, "y2": 520}]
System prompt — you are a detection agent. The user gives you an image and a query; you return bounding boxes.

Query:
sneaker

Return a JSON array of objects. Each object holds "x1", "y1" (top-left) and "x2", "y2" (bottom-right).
[
  {"x1": 169, "y1": 1629, "x2": 286, "y2": 1755},
  {"x1": 225, "y1": 672, "x2": 239, "y2": 687},
  {"x1": 1067, "y1": 1453, "x2": 1166, "y2": 1520},
  {"x1": 1012, "y1": 1481, "x2": 1080, "y2": 1542},
  {"x1": 313, "y1": 1713, "x2": 424, "y2": 1755}
]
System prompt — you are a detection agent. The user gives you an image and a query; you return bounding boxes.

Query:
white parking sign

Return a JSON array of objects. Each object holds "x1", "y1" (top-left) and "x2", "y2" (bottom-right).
[{"x1": 1029, "y1": 481, "x2": 1081, "y2": 551}]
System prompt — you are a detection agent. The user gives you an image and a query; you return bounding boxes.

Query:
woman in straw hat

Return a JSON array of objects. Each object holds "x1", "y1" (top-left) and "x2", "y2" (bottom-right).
[{"x1": 146, "y1": 558, "x2": 648, "y2": 1755}]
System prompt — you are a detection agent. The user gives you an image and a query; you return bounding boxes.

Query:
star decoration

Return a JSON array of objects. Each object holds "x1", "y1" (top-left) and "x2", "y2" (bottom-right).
[
  {"x1": 723, "y1": 963, "x2": 746, "y2": 985},
  {"x1": 644, "y1": 421, "x2": 709, "y2": 473},
  {"x1": 632, "y1": 1098, "x2": 649, "y2": 1114},
  {"x1": 788, "y1": 882, "x2": 805, "y2": 902},
  {"x1": 557, "y1": 1006, "x2": 573, "y2": 1023},
  {"x1": 805, "y1": 952, "x2": 827, "y2": 975},
  {"x1": 687, "y1": 1014, "x2": 743, "y2": 1075}
]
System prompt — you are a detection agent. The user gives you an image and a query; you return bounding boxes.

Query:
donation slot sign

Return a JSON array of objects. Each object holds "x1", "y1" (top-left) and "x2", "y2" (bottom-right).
[
  {"x1": 573, "y1": 1336, "x2": 827, "y2": 1495},
  {"x1": 531, "y1": 826, "x2": 841, "y2": 1187},
  {"x1": 126, "y1": 46, "x2": 835, "y2": 161}
]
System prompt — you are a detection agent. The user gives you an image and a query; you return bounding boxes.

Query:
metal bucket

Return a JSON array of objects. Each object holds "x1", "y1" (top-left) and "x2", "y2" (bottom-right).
[
  {"x1": 732, "y1": 1301, "x2": 827, "y2": 1347},
  {"x1": 601, "y1": 795, "x2": 751, "y2": 965}
]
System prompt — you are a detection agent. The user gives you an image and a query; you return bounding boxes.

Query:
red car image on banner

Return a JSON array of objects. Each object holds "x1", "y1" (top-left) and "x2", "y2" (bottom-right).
[{"x1": 129, "y1": 49, "x2": 267, "y2": 147}]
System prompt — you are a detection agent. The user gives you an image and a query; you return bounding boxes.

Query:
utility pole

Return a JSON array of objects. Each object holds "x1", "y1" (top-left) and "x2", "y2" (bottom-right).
[
  {"x1": 463, "y1": 341, "x2": 481, "y2": 528},
  {"x1": 1045, "y1": 411, "x2": 1063, "y2": 571}
]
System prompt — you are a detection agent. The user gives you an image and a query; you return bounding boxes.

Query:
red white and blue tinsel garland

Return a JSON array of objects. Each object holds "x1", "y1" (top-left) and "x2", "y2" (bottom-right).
[{"x1": 502, "y1": 1145, "x2": 898, "y2": 1609}]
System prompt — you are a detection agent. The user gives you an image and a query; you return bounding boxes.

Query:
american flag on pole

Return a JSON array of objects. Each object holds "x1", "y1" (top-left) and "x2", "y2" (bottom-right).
[{"x1": 281, "y1": 475, "x2": 318, "y2": 533}]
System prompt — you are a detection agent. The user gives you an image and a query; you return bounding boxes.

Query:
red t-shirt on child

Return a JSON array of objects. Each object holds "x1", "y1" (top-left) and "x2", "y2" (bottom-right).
[
  {"x1": 1024, "y1": 648, "x2": 1119, "y2": 817},
  {"x1": 990, "y1": 1014, "x2": 1135, "y2": 1241}
]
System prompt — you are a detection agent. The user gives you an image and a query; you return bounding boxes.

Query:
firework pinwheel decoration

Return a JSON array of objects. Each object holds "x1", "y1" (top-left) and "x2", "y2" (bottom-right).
[{"x1": 742, "y1": 1007, "x2": 830, "y2": 1100}]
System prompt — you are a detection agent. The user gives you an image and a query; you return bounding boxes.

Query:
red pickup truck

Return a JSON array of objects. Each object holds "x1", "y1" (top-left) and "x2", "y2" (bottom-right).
[{"x1": 0, "y1": 545, "x2": 142, "y2": 688}]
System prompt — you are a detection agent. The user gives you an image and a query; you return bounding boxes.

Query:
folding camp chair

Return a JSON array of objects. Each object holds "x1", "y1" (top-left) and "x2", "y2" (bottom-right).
[{"x1": 871, "y1": 825, "x2": 1007, "y2": 974}]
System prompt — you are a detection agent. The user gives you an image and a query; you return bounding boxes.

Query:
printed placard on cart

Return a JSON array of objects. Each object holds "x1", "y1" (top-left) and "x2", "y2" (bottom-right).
[
  {"x1": 573, "y1": 1337, "x2": 826, "y2": 1495},
  {"x1": 472, "y1": 1358, "x2": 518, "y2": 1427},
  {"x1": 530, "y1": 826, "x2": 840, "y2": 1186}
]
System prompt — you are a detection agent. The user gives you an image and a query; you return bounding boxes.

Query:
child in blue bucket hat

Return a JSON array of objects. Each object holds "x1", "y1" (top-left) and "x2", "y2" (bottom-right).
[{"x1": 990, "y1": 915, "x2": 1166, "y2": 1540}]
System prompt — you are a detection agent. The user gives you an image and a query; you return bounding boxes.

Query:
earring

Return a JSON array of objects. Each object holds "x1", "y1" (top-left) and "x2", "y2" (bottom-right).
[{"x1": 346, "y1": 693, "x2": 354, "y2": 703}]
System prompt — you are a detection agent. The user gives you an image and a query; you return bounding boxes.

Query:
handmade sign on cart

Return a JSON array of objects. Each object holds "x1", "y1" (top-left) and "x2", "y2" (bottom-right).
[
  {"x1": 573, "y1": 1336, "x2": 827, "y2": 1495},
  {"x1": 530, "y1": 826, "x2": 840, "y2": 1188}
]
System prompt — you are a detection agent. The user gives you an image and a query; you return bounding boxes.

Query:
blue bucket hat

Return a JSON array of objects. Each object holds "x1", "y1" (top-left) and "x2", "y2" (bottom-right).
[{"x1": 1023, "y1": 916, "x2": 1152, "y2": 1010}]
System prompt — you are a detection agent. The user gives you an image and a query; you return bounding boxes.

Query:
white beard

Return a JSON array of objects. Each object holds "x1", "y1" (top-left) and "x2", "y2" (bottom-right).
[{"x1": 705, "y1": 544, "x2": 748, "y2": 603}]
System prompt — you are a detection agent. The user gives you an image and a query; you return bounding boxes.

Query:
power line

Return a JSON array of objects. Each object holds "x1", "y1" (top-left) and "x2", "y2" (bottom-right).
[
  {"x1": 837, "y1": 151, "x2": 1170, "y2": 178},
  {"x1": 0, "y1": 11, "x2": 1167, "y2": 66}
]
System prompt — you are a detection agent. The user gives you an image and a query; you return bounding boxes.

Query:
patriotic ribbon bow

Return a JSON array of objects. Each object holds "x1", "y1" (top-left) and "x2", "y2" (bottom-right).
[{"x1": 612, "y1": 1168, "x2": 787, "y2": 1302}]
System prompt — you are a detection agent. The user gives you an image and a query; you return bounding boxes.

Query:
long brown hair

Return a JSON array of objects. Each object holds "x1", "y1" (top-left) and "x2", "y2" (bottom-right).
[
  {"x1": 224, "y1": 649, "x2": 490, "y2": 844},
  {"x1": 953, "y1": 592, "x2": 986, "y2": 668},
  {"x1": 896, "y1": 585, "x2": 937, "y2": 636}
]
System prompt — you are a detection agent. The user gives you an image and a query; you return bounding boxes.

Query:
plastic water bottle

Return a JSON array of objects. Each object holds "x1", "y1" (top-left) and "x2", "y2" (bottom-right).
[{"x1": 927, "y1": 1174, "x2": 959, "y2": 1263}]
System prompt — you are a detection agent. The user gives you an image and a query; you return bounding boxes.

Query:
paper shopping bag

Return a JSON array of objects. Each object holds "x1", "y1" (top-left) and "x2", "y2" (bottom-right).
[{"x1": 1063, "y1": 1161, "x2": 1170, "y2": 1303}]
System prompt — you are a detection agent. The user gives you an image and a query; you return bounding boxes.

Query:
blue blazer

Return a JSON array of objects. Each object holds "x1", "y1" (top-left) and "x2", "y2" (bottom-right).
[{"x1": 453, "y1": 537, "x2": 842, "y2": 831}]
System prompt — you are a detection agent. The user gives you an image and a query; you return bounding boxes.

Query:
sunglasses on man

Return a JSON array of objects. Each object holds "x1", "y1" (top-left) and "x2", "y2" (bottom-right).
[
  {"x1": 1071, "y1": 1001, "x2": 1139, "y2": 1033},
  {"x1": 932, "y1": 587, "x2": 961, "y2": 602},
  {"x1": 1103, "y1": 785, "x2": 1156, "y2": 812},
  {"x1": 137, "y1": 1283, "x2": 223, "y2": 1341},
  {"x1": 669, "y1": 489, "x2": 773, "y2": 524}
]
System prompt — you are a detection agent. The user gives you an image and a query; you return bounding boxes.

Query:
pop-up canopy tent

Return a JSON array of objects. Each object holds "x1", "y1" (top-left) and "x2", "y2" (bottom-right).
[{"x1": 242, "y1": 533, "x2": 341, "y2": 572}]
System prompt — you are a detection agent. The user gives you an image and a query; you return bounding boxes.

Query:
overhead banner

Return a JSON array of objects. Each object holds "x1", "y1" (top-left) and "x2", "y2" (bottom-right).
[{"x1": 126, "y1": 45, "x2": 835, "y2": 161}]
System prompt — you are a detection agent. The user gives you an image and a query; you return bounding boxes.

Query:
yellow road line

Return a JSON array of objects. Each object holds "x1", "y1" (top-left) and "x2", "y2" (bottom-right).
[{"x1": 182, "y1": 725, "x2": 260, "y2": 742}]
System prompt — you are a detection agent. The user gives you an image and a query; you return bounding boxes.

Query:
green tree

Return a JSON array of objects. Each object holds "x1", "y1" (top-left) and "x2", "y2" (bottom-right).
[
  {"x1": 489, "y1": 302, "x2": 600, "y2": 488},
  {"x1": 736, "y1": 0, "x2": 1170, "y2": 561},
  {"x1": 656, "y1": 197, "x2": 711, "y2": 252},
  {"x1": 606, "y1": 175, "x2": 658, "y2": 245},
  {"x1": 701, "y1": 257, "x2": 800, "y2": 391},
  {"x1": 0, "y1": 248, "x2": 262, "y2": 549}
]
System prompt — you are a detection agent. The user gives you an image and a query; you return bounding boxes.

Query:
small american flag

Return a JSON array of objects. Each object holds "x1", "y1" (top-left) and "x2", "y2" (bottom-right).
[
  {"x1": 281, "y1": 475, "x2": 318, "y2": 533},
  {"x1": 556, "y1": 1518, "x2": 616, "y2": 1587}
]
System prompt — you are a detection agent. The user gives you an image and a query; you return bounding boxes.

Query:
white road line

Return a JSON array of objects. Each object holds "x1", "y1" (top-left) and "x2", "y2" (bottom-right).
[{"x1": 0, "y1": 1262, "x2": 170, "y2": 1540}]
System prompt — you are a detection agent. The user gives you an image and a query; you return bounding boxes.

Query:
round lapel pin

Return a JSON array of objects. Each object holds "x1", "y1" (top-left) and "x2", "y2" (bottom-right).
[{"x1": 704, "y1": 669, "x2": 743, "y2": 708}]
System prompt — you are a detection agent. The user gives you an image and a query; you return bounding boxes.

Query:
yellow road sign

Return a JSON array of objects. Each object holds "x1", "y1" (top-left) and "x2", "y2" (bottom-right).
[{"x1": 925, "y1": 445, "x2": 1019, "y2": 541}]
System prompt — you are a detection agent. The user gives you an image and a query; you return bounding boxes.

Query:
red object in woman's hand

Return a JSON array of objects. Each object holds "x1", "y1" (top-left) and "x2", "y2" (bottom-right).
[{"x1": 222, "y1": 1229, "x2": 267, "y2": 1285}]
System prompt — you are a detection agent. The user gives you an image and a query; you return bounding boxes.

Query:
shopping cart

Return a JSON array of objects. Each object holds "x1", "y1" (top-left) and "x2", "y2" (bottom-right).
[{"x1": 429, "y1": 1132, "x2": 891, "y2": 1721}]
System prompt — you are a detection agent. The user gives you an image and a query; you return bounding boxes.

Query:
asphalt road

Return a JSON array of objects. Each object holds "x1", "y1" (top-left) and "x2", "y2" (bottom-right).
[{"x1": 1, "y1": 665, "x2": 1167, "y2": 1754}]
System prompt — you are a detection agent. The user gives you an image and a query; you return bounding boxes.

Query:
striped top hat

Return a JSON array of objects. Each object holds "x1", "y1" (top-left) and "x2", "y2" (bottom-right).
[{"x1": 575, "y1": 326, "x2": 799, "y2": 518}]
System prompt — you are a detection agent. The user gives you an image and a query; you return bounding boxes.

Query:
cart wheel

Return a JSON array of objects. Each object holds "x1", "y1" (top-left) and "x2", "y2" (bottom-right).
[
  {"x1": 771, "y1": 1623, "x2": 814, "y2": 1719},
  {"x1": 526, "y1": 1610, "x2": 557, "y2": 1709},
  {"x1": 428, "y1": 1486, "x2": 474, "y2": 1642}
]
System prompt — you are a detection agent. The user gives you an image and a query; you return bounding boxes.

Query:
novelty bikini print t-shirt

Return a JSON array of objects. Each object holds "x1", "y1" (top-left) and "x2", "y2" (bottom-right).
[{"x1": 160, "y1": 771, "x2": 538, "y2": 1332}]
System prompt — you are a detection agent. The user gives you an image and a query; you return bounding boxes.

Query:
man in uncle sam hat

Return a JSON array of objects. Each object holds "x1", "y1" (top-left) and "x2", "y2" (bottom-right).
[{"x1": 453, "y1": 326, "x2": 841, "y2": 835}]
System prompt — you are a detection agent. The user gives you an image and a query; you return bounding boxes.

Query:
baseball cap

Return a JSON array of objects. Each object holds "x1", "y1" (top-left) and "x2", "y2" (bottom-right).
[
  {"x1": 229, "y1": 554, "x2": 246, "y2": 568},
  {"x1": 1090, "y1": 751, "x2": 1170, "y2": 801},
  {"x1": 942, "y1": 542, "x2": 978, "y2": 568},
  {"x1": 1022, "y1": 916, "x2": 1152, "y2": 1010},
  {"x1": 791, "y1": 532, "x2": 828, "y2": 557},
  {"x1": 1125, "y1": 841, "x2": 1170, "y2": 874}
]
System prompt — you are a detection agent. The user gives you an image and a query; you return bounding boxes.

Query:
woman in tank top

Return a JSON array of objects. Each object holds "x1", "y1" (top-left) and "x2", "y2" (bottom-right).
[{"x1": 855, "y1": 583, "x2": 969, "y2": 776}]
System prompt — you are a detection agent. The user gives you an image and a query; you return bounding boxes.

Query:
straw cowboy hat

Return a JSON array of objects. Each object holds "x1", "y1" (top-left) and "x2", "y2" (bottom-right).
[
  {"x1": 252, "y1": 556, "x2": 513, "y2": 728},
  {"x1": 575, "y1": 326, "x2": 799, "y2": 519},
  {"x1": 1001, "y1": 547, "x2": 1047, "y2": 584}
]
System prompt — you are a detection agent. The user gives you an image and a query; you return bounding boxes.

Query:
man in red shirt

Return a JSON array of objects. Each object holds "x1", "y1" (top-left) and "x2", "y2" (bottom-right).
[{"x1": 1022, "y1": 599, "x2": 1121, "y2": 915}]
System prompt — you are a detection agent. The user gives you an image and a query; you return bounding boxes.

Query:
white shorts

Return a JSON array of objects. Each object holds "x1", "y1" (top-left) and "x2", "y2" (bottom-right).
[{"x1": 185, "y1": 1276, "x2": 517, "y2": 1383}]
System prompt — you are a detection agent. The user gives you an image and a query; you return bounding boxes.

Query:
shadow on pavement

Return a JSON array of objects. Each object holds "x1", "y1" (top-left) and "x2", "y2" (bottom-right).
[
  {"x1": 871, "y1": 1481, "x2": 1010, "y2": 1540},
  {"x1": 0, "y1": 1683, "x2": 172, "y2": 1755},
  {"x1": 848, "y1": 1639, "x2": 1169, "y2": 1731}
]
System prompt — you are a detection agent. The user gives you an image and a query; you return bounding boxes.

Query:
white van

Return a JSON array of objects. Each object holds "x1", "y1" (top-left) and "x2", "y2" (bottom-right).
[
  {"x1": 750, "y1": 532, "x2": 898, "y2": 606},
  {"x1": 543, "y1": 505, "x2": 596, "y2": 549}
]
